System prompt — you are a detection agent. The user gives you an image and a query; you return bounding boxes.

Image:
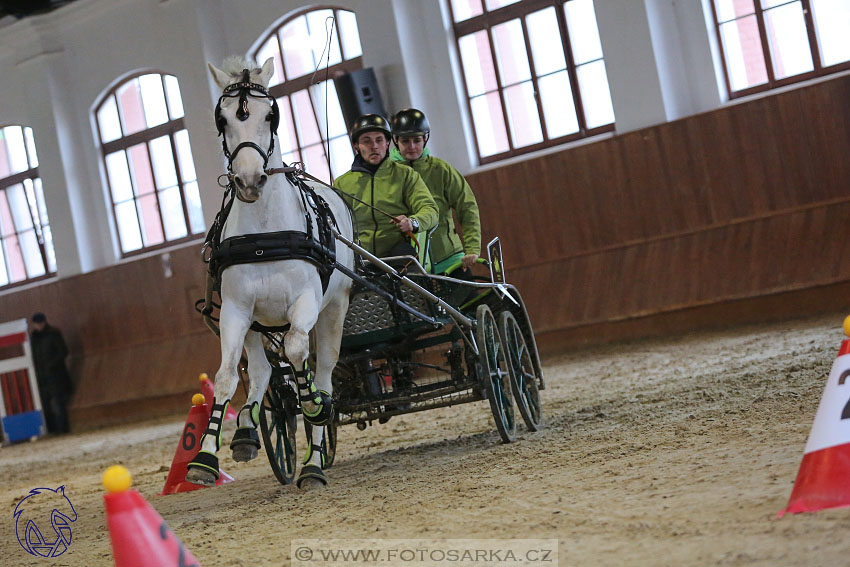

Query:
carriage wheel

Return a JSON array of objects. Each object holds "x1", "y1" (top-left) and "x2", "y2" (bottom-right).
[
  {"x1": 499, "y1": 311, "x2": 543, "y2": 431},
  {"x1": 475, "y1": 304, "x2": 517, "y2": 443},
  {"x1": 259, "y1": 385, "x2": 298, "y2": 485},
  {"x1": 304, "y1": 418, "x2": 338, "y2": 468}
]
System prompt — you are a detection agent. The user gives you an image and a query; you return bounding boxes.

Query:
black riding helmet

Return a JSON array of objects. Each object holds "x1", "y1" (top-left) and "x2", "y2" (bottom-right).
[
  {"x1": 350, "y1": 114, "x2": 392, "y2": 144},
  {"x1": 392, "y1": 108, "x2": 430, "y2": 146}
]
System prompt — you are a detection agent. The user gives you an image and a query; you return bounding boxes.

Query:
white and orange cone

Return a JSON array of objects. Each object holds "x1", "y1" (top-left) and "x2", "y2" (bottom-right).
[{"x1": 779, "y1": 315, "x2": 850, "y2": 517}]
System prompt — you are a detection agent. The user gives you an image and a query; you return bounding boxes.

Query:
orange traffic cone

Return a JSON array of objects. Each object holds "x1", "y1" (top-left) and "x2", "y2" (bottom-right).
[
  {"x1": 161, "y1": 393, "x2": 233, "y2": 495},
  {"x1": 199, "y1": 373, "x2": 237, "y2": 420},
  {"x1": 104, "y1": 465, "x2": 202, "y2": 566},
  {"x1": 779, "y1": 315, "x2": 850, "y2": 517}
]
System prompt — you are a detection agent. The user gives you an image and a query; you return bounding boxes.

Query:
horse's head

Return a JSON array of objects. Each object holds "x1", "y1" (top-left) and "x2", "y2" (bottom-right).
[{"x1": 209, "y1": 57, "x2": 279, "y2": 202}]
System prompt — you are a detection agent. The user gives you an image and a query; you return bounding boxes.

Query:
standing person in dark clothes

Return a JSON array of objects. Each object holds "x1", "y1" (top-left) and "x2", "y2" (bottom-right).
[{"x1": 29, "y1": 312, "x2": 73, "y2": 433}]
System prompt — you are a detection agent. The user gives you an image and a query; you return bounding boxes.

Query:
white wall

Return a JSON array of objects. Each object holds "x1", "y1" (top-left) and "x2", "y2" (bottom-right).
[{"x1": 0, "y1": 0, "x2": 732, "y2": 284}]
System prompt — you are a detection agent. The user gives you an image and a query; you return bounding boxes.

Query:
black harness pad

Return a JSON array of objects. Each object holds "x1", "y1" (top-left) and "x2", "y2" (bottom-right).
[{"x1": 210, "y1": 230, "x2": 336, "y2": 293}]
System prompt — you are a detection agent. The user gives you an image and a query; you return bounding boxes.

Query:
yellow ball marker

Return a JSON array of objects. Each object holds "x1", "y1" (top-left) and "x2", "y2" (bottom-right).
[
  {"x1": 103, "y1": 465, "x2": 132, "y2": 493},
  {"x1": 192, "y1": 393, "x2": 206, "y2": 406},
  {"x1": 199, "y1": 372, "x2": 209, "y2": 381}
]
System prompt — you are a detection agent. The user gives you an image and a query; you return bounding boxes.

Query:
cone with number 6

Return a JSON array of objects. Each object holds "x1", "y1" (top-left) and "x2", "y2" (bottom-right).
[
  {"x1": 161, "y1": 394, "x2": 233, "y2": 495},
  {"x1": 104, "y1": 465, "x2": 202, "y2": 566},
  {"x1": 779, "y1": 315, "x2": 850, "y2": 516}
]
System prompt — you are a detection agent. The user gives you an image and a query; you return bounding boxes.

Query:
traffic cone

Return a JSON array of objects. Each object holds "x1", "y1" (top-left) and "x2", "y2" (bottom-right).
[
  {"x1": 779, "y1": 315, "x2": 850, "y2": 517},
  {"x1": 199, "y1": 373, "x2": 237, "y2": 420},
  {"x1": 161, "y1": 393, "x2": 233, "y2": 495},
  {"x1": 104, "y1": 465, "x2": 202, "y2": 566}
]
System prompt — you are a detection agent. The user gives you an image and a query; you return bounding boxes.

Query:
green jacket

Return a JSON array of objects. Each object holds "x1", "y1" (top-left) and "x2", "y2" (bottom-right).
[
  {"x1": 334, "y1": 154, "x2": 438, "y2": 257},
  {"x1": 391, "y1": 149, "x2": 481, "y2": 264}
]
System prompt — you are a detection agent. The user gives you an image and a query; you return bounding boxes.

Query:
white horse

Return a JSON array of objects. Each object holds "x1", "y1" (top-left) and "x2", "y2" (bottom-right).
[{"x1": 187, "y1": 57, "x2": 353, "y2": 489}]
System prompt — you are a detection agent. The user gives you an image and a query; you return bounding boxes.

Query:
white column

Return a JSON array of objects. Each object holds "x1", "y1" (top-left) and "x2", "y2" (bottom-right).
[
  {"x1": 594, "y1": 0, "x2": 668, "y2": 133},
  {"x1": 595, "y1": 0, "x2": 724, "y2": 134},
  {"x1": 16, "y1": 52, "x2": 93, "y2": 276},
  {"x1": 391, "y1": 0, "x2": 474, "y2": 174}
]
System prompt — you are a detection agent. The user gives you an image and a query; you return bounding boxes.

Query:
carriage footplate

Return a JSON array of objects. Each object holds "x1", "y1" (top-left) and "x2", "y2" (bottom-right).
[
  {"x1": 295, "y1": 366, "x2": 334, "y2": 426},
  {"x1": 230, "y1": 402, "x2": 261, "y2": 462}
]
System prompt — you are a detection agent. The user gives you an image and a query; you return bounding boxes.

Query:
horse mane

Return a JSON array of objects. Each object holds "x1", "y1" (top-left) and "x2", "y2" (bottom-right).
[{"x1": 219, "y1": 56, "x2": 263, "y2": 84}]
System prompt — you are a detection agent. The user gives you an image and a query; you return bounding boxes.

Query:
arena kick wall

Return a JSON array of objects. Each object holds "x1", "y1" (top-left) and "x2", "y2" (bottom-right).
[
  {"x1": 2, "y1": 74, "x2": 849, "y2": 431},
  {"x1": 470, "y1": 73, "x2": 850, "y2": 353}
]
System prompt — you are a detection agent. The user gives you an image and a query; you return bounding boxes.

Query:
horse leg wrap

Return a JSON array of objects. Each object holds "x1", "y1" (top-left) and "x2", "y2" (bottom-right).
[
  {"x1": 202, "y1": 399, "x2": 230, "y2": 451},
  {"x1": 296, "y1": 464, "x2": 328, "y2": 489},
  {"x1": 186, "y1": 450, "x2": 220, "y2": 480},
  {"x1": 303, "y1": 442, "x2": 327, "y2": 468},
  {"x1": 187, "y1": 398, "x2": 229, "y2": 477},
  {"x1": 295, "y1": 366, "x2": 333, "y2": 426},
  {"x1": 297, "y1": 436, "x2": 329, "y2": 488},
  {"x1": 230, "y1": 402, "x2": 261, "y2": 450}
]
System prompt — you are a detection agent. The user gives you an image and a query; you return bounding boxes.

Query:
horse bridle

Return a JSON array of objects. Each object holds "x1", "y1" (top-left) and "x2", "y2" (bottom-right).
[{"x1": 214, "y1": 68, "x2": 280, "y2": 173}]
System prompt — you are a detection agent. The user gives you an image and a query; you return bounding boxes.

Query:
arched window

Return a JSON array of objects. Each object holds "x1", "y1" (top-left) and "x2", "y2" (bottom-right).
[
  {"x1": 0, "y1": 125, "x2": 55, "y2": 289},
  {"x1": 449, "y1": 0, "x2": 615, "y2": 164},
  {"x1": 251, "y1": 7, "x2": 363, "y2": 182},
  {"x1": 710, "y1": 0, "x2": 850, "y2": 98},
  {"x1": 95, "y1": 72, "x2": 203, "y2": 257}
]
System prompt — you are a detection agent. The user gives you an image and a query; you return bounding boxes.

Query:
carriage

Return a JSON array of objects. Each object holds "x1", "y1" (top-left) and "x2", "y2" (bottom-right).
[
  {"x1": 247, "y1": 236, "x2": 545, "y2": 484},
  {"x1": 192, "y1": 57, "x2": 544, "y2": 488}
]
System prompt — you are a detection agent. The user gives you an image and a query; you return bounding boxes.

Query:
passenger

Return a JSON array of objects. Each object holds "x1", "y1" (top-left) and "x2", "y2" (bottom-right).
[
  {"x1": 391, "y1": 108, "x2": 481, "y2": 277},
  {"x1": 333, "y1": 114, "x2": 438, "y2": 259}
]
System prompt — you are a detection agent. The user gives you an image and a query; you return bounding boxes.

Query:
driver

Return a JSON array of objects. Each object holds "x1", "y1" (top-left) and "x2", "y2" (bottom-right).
[
  {"x1": 333, "y1": 114, "x2": 438, "y2": 259},
  {"x1": 390, "y1": 108, "x2": 481, "y2": 276}
]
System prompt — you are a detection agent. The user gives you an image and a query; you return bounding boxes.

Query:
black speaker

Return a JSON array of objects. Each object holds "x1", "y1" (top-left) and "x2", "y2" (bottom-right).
[{"x1": 334, "y1": 68, "x2": 387, "y2": 134}]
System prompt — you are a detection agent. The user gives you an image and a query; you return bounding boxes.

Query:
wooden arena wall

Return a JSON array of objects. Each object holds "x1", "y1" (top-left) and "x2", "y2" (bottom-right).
[
  {"x1": 0, "y1": 245, "x2": 223, "y2": 431},
  {"x1": 468, "y1": 73, "x2": 850, "y2": 352},
  {"x1": 2, "y1": 74, "x2": 849, "y2": 431}
]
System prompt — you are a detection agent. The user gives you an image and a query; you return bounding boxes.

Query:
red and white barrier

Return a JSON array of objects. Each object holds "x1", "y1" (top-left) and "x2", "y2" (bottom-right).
[
  {"x1": 780, "y1": 327, "x2": 850, "y2": 516},
  {"x1": 0, "y1": 318, "x2": 44, "y2": 443}
]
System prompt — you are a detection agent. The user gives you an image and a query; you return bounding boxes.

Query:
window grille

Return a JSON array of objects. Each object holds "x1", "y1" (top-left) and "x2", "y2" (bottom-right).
[
  {"x1": 449, "y1": 0, "x2": 615, "y2": 164},
  {"x1": 95, "y1": 73, "x2": 203, "y2": 256}
]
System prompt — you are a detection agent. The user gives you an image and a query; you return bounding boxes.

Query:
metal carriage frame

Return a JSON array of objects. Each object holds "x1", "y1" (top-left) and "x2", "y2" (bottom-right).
[{"x1": 249, "y1": 235, "x2": 546, "y2": 485}]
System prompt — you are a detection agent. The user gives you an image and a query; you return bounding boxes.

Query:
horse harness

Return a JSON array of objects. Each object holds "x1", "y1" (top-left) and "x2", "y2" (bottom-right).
[
  {"x1": 203, "y1": 169, "x2": 338, "y2": 295},
  {"x1": 205, "y1": 71, "x2": 337, "y2": 296},
  {"x1": 204, "y1": 72, "x2": 415, "y2": 315},
  {"x1": 214, "y1": 69, "x2": 280, "y2": 173}
]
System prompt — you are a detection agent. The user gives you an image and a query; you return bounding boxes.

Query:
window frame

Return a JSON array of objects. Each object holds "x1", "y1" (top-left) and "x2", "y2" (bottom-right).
[
  {"x1": 448, "y1": 0, "x2": 615, "y2": 165},
  {"x1": 710, "y1": 0, "x2": 850, "y2": 99},
  {"x1": 0, "y1": 159, "x2": 55, "y2": 290},
  {"x1": 95, "y1": 71, "x2": 202, "y2": 258},
  {"x1": 250, "y1": 6, "x2": 363, "y2": 181}
]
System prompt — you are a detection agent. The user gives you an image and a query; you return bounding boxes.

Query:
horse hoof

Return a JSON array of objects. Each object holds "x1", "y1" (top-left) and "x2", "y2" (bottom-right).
[
  {"x1": 296, "y1": 465, "x2": 328, "y2": 490},
  {"x1": 232, "y1": 444, "x2": 258, "y2": 462},
  {"x1": 230, "y1": 427, "x2": 260, "y2": 462},
  {"x1": 186, "y1": 467, "x2": 217, "y2": 487},
  {"x1": 298, "y1": 477, "x2": 326, "y2": 491}
]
